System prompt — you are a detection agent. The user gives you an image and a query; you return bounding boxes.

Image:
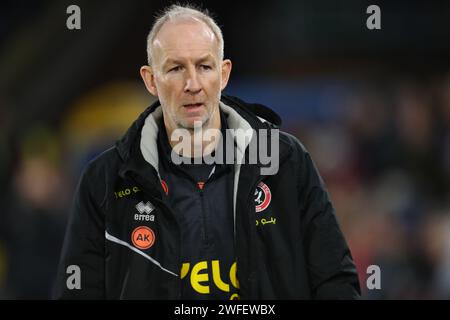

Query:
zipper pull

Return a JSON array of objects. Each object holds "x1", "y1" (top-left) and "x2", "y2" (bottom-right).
[{"x1": 197, "y1": 181, "x2": 205, "y2": 190}]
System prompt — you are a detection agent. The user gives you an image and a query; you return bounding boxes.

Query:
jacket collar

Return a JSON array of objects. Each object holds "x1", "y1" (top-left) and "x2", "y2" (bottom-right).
[{"x1": 116, "y1": 95, "x2": 293, "y2": 180}]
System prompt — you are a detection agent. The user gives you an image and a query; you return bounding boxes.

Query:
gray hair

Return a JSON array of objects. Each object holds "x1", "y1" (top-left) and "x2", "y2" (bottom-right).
[{"x1": 146, "y1": 4, "x2": 224, "y2": 66}]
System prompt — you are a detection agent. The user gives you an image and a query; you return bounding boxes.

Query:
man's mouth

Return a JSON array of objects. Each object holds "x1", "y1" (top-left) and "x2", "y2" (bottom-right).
[
  {"x1": 183, "y1": 103, "x2": 204, "y2": 108},
  {"x1": 182, "y1": 103, "x2": 204, "y2": 115}
]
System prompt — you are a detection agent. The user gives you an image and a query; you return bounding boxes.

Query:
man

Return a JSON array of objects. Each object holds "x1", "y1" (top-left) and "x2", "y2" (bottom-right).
[{"x1": 54, "y1": 5, "x2": 360, "y2": 299}]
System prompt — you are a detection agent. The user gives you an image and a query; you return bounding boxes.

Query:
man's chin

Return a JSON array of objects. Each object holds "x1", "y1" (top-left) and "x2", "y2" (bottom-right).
[{"x1": 177, "y1": 118, "x2": 206, "y2": 130}]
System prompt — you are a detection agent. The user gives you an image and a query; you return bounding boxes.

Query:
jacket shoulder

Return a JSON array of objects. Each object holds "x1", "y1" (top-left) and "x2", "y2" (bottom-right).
[
  {"x1": 85, "y1": 146, "x2": 122, "y2": 172},
  {"x1": 77, "y1": 146, "x2": 122, "y2": 209},
  {"x1": 279, "y1": 131, "x2": 309, "y2": 159}
]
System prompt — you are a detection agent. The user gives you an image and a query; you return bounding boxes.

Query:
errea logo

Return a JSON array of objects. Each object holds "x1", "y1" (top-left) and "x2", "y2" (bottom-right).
[
  {"x1": 136, "y1": 201, "x2": 154, "y2": 214},
  {"x1": 134, "y1": 201, "x2": 155, "y2": 222}
]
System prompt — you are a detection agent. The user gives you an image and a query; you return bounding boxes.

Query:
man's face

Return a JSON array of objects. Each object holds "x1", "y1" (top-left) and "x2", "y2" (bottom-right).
[{"x1": 141, "y1": 19, "x2": 232, "y2": 131}]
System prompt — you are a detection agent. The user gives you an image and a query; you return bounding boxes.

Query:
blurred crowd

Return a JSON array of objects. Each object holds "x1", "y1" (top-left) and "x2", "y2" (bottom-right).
[
  {"x1": 290, "y1": 74, "x2": 450, "y2": 299},
  {"x1": 0, "y1": 72, "x2": 449, "y2": 299}
]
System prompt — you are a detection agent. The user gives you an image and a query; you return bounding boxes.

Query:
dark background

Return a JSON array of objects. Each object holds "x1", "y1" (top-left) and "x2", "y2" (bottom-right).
[{"x1": 1, "y1": 0, "x2": 450, "y2": 299}]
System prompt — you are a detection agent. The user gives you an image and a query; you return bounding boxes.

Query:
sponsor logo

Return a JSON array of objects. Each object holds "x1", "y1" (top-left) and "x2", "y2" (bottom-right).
[
  {"x1": 131, "y1": 226, "x2": 155, "y2": 250},
  {"x1": 256, "y1": 217, "x2": 277, "y2": 227},
  {"x1": 136, "y1": 201, "x2": 154, "y2": 214},
  {"x1": 180, "y1": 260, "x2": 239, "y2": 300},
  {"x1": 255, "y1": 182, "x2": 271, "y2": 212},
  {"x1": 134, "y1": 201, "x2": 155, "y2": 221},
  {"x1": 114, "y1": 186, "x2": 140, "y2": 199}
]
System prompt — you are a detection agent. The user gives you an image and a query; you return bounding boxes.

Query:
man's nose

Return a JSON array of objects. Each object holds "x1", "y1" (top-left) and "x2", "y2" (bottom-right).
[{"x1": 184, "y1": 69, "x2": 202, "y2": 94}]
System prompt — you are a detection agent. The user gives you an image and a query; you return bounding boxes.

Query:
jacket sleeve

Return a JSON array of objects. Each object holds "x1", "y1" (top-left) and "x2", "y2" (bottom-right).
[
  {"x1": 53, "y1": 163, "x2": 106, "y2": 299},
  {"x1": 298, "y1": 146, "x2": 361, "y2": 299}
]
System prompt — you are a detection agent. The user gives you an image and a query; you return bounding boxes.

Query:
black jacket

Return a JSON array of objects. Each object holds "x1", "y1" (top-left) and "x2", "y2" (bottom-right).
[
  {"x1": 54, "y1": 95, "x2": 360, "y2": 299},
  {"x1": 156, "y1": 110, "x2": 238, "y2": 299}
]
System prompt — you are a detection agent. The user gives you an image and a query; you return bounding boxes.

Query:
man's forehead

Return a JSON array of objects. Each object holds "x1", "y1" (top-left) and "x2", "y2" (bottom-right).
[
  {"x1": 154, "y1": 18, "x2": 216, "y2": 47},
  {"x1": 152, "y1": 19, "x2": 217, "y2": 61},
  {"x1": 162, "y1": 53, "x2": 215, "y2": 65}
]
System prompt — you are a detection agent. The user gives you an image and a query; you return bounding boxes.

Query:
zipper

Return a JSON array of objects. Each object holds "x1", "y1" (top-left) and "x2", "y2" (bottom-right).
[
  {"x1": 185, "y1": 164, "x2": 217, "y2": 248},
  {"x1": 198, "y1": 186, "x2": 210, "y2": 247}
]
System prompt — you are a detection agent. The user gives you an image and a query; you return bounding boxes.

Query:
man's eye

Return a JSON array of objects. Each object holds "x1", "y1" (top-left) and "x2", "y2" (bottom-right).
[
  {"x1": 169, "y1": 66, "x2": 182, "y2": 72},
  {"x1": 200, "y1": 65, "x2": 212, "y2": 70}
]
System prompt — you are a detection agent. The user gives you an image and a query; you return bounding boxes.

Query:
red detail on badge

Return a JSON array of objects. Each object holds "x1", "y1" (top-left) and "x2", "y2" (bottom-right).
[
  {"x1": 161, "y1": 180, "x2": 169, "y2": 195},
  {"x1": 255, "y1": 182, "x2": 272, "y2": 212},
  {"x1": 131, "y1": 226, "x2": 155, "y2": 250}
]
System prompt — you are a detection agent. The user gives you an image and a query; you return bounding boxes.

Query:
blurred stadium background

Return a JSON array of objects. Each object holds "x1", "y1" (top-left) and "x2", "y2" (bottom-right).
[{"x1": 1, "y1": 0, "x2": 450, "y2": 299}]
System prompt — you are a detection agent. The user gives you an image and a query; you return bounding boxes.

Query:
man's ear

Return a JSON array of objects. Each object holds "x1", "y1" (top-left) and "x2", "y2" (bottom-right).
[
  {"x1": 220, "y1": 59, "x2": 232, "y2": 91},
  {"x1": 140, "y1": 65, "x2": 158, "y2": 96}
]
